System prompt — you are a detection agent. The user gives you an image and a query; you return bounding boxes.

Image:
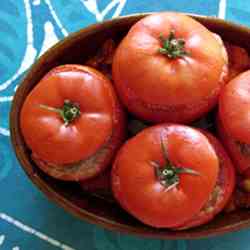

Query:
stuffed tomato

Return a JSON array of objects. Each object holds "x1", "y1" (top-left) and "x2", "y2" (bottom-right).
[
  {"x1": 218, "y1": 70, "x2": 250, "y2": 175},
  {"x1": 174, "y1": 130, "x2": 235, "y2": 229},
  {"x1": 112, "y1": 124, "x2": 235, "y2": 229},
  {"x1": 20, "y1": 65, "x2": 125, "y2": 181},
  {"x1": 112, "y1": 12, "x2": 228, "y2": 123}
]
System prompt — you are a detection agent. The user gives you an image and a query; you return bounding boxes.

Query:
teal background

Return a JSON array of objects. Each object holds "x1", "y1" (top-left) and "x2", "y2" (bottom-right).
[{"x1": 1, "y1": 0, "x2": 250, "y2": 249}]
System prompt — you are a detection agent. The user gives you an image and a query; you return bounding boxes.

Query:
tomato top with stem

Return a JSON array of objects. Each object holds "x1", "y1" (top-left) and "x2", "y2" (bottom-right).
[
  {"x1": 112, "y1": 124, "x2": 219, "y2": 228},
  {"x1": 20, "y1": 65, "x2": 117, "y2": 165}
]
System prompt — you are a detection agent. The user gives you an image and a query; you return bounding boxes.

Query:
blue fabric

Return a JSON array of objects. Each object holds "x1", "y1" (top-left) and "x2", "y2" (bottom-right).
[{"x1": 1, "y1": 1, "x2": 250, "y2": 249}]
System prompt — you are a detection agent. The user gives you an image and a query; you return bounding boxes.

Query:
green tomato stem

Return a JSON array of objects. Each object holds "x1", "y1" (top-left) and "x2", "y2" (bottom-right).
[
  {"x1": 150, "y1": 134, "x2": 200, "y2": 191},
  {"x1": 159, "y1": 30, "x2": 189, "y2": 59},
  {"x1": 39, "y1": 100, "x2": 81, "y2": 126}
]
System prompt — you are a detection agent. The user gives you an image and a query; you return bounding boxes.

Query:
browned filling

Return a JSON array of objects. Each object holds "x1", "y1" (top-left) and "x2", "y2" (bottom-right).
[
  {"x1": 200, "y1": 185, "x2": 224, "y2": 214},
  {"x1": 235, "y1": 140, "x2": 250, "y2": 156},
  {"x1": 32, "y1": 134, "x2": 113, "y2": 181}
]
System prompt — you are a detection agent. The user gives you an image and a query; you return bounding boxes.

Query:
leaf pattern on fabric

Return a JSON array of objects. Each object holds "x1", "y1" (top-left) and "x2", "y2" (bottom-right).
[{"x1": 50, "y1": 0, "x2": 127, "y2": 32}]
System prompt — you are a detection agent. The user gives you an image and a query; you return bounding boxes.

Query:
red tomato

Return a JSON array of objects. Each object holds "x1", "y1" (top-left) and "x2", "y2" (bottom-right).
[
  {"x1": 21, "y1": 65, "x2": 125, "y2": 181},
  {"x1": 112, "y1": 124, "x2": 219, "y2": 228},
  {"x1": 218, "y1": 70, "x2": 250, "y2": 174},
  {"x1": 112, "y1": 12, "x2": 228, "y2": 123},
  {"x1": 174, "y1": 130, "x2": 235, "y2": 230}
]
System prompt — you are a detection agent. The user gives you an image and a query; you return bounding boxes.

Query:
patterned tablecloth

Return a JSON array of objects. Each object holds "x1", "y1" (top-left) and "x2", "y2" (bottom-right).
[{"x1": 1, "y1": 1, "x2": 250, "y2": 249}]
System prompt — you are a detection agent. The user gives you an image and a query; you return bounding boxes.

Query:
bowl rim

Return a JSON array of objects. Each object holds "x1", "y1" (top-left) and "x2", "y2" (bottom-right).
[{"x1": 10, "y1": 12, "x2": 250, "y2": 239}]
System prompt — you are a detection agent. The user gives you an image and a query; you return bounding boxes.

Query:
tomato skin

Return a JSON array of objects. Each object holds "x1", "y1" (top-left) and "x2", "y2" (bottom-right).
[
  {"x1": 175, "y1": 130, "x2": 235, "y2": 230},
  {"x1": 217, "y1": 115, "x2": 250, "y2": 174},
  {"x1": 112, "y1": 124, "x2": 219, "y2": 228},
  {"x1": 21, "y1": 65, "x2": 125, "y2": 181},
  {"x1": 112, "y1": 12, "x2": 228, "y2": 123},
  {"x1": 218, "y1": 70, "x2": 250, "y2": 173}
]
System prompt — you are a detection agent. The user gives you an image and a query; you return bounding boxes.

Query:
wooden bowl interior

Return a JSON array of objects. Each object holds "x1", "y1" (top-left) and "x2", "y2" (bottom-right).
[{"x1": 10, "y1": 14, "x2": 250, "y2": 239}]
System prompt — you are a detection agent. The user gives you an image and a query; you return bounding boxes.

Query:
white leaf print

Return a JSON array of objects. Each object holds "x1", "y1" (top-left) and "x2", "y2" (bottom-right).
[
  {"x1": 0, "y1": 235, "x2": 5, "y2": 245},
  {"x1": 81, "y1": 0, "x2": 127, "y2": 22},
  {"x1": 44, "y1": 0, "x2": 68, "y2": 36},
  {"x1": 12, "y1": 247, "x2": 20, "y2": 250},
  {"x1": 0, "y1": 212, "x2": 76, "y2": 250},
  {"x1": 38, "y1": 21, "x2": 60, "y2": 56},
  {"x1": 81, "y1": 0, "x2": 103, "y2": 21},
  {"x1": 218, "y1": 0, "x2": 227, "y2": 19}
]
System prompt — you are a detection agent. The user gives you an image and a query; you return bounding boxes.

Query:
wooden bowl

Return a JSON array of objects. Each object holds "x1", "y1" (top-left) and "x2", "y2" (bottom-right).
[{"x1": 10, "y1": 13, "x2": 250, "y2": 239}]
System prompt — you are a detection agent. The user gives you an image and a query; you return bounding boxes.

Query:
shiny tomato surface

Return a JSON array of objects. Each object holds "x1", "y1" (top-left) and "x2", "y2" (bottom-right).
[
  {"x1": 175, "y1": 130, "x2": 235, "y2": 229},
  {"x1": 112, "y1": 12, "x2": 228, "y2": 123},
  {"x1": 218, "y1": 70, "x2": 250, "y2": 173},
  {"x1": 21, "y1": 65, "x2": 125, "y2": 181},
  {"x1": 112, "y1": 124, "x2": 219, "y2": 228}
]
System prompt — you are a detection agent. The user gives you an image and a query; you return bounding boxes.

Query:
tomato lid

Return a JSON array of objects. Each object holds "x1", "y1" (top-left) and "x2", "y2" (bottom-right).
[
  {"x1": 113, "y1": 12, "x2": 227, "y2": 107},
  {"x1": 20, "y1": 65, "x2": 115, "y2": 164}
]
